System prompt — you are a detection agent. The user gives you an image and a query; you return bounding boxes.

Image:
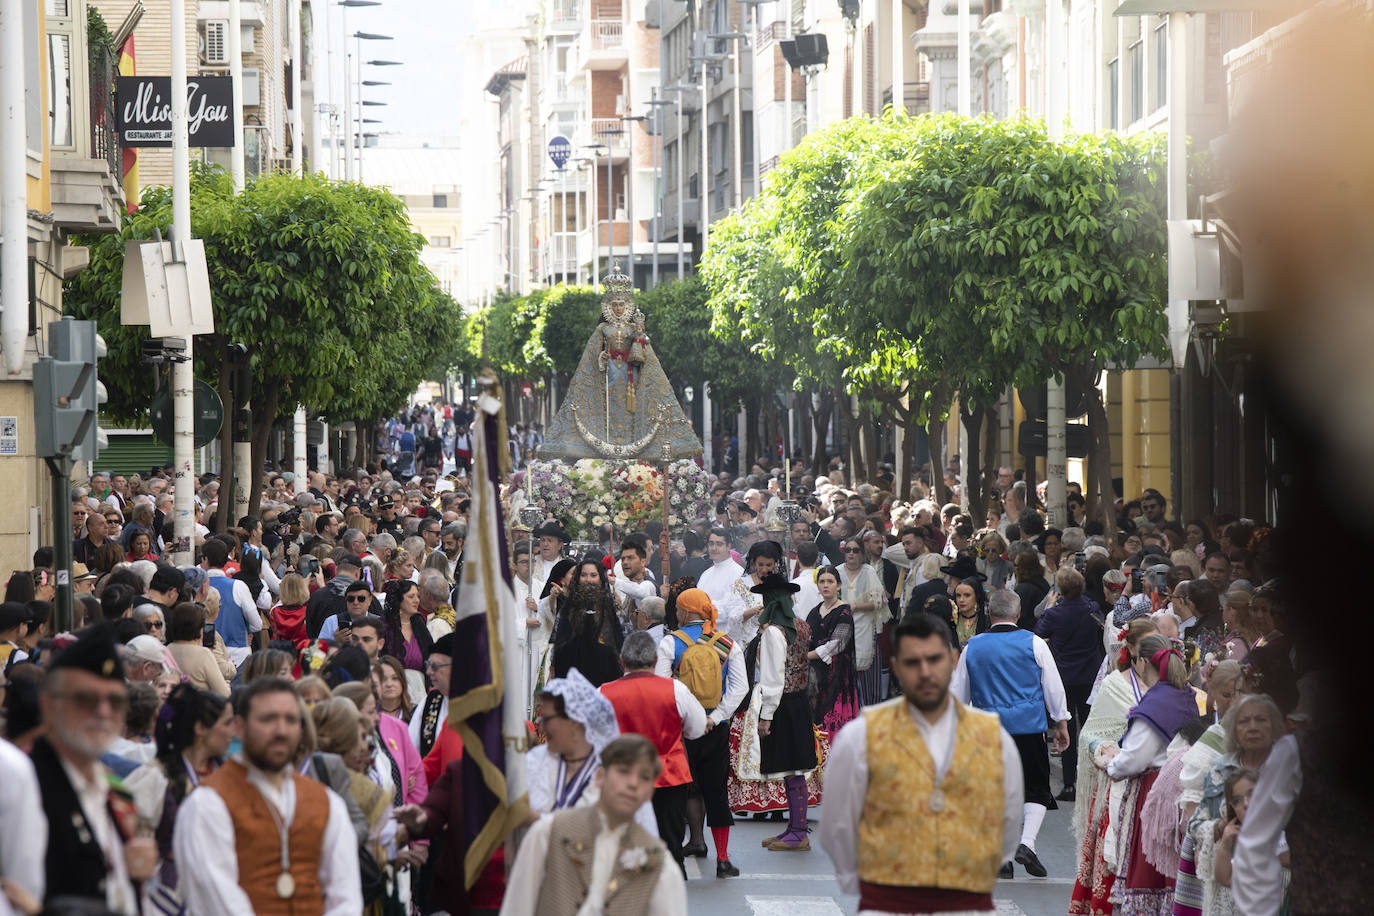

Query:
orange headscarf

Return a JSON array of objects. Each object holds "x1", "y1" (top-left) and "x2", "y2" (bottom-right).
[{"x1": 675, "y1": 588, "x2": 718, "y2": 634}]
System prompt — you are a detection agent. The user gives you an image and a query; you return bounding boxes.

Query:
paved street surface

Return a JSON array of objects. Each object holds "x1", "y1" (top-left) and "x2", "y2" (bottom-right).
[{"x1": 685, "y1": 757, "x2": 1075, "y2": 916}]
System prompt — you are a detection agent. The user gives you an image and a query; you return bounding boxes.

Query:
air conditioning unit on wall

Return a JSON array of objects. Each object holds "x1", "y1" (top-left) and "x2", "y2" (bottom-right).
[{"x1": 201, "y1": 20, "x2": 229, "y2": 65}]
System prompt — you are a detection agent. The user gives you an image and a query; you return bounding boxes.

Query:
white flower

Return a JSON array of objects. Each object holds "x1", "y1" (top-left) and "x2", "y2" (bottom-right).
[
  {"x1": 618, "y1": 847, "x2": 649, "y2": 871},
  {"x1": 593, "y1": 515, "x2": 606, "y2": 526}
]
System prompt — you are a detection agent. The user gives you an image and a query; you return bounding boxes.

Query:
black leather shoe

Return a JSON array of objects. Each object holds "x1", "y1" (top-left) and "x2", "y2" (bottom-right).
[
  {"x1": 716, "y1": 858, "x2": 740, "y2": 878},
  {"x1": 1056, "y1": 785, "x2": 1076, "y2": 803},
  {"x1": 998, "y1": 862, "x2": 1014, "y2": 879},
  {"x1": 1016, "y1": 843, "x2": 1048, "y2": 878},
  {"x1": 680, "y1": 842, "x2": 708, "y2": 859}
]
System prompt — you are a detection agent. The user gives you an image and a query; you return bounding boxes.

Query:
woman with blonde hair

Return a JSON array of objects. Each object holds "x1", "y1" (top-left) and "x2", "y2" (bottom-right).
[{"x1": 384, "y1": 548, "x2": 415, "y2": 584}]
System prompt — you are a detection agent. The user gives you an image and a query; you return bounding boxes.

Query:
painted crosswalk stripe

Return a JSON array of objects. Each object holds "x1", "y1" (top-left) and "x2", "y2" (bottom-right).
[{"x1": 744, "y1": 896, "x2": 845, "y2": 916}]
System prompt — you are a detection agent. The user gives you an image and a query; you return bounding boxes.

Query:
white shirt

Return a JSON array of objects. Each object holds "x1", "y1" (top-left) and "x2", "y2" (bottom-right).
[
  {"x1": 409, "y1": 695, "x2": 448, "y2": 750},
  {"x1": 499, "y1": 809, "x2": 687, "y2": 916},
  {"x1": 173, "y1": 757, "x2": 361, "y2": 916},
  {"x1": 0, "y1": 738, "x2": 46, "y2": 903},
  {"x1": 654, "y1": 628, "x2": 748, "y2": 727},
  {"x1": 1232, "y1": 734, "x2": 1299, "y2": 916},
  {"x1": 839, "y1": 563, "x2": 886, "y2": 671},
  {"x1": 791, "y1": 569, "x2": 821, "y2": 620},
  {"x1": 205, "y1": 568, "x2": 263, "y2": 667},
  {"x1": 524, "y1": 746, "x2": 659, "y2": 836},
  {"x1": 757, "y1": 625, "x2": 791, "y2": 721},
  {"x1": 612, "y1": 573, "x2": 657, "y2": 614},
  {"x1": 819, "y1": 697, "x2": 1024, "y2": 899},
  {"x1": 1106, "y1": 717, "x2": 1172, "y2": 779},
  {"x1": 528, "y1": 555, "x2": 561, "y2": 607},
  {"x1": 696, "y1": 558, "x2": 743, "y2": 606},
  {"x1": 60, "y1": 754, "x2": 136, "y2": 914},
  {"x1": 950, "y1": 623, "x2": 1071, "y2": 725},
  {"x1": 881, "y1": 543, "x2": 929, "y2": 611}
]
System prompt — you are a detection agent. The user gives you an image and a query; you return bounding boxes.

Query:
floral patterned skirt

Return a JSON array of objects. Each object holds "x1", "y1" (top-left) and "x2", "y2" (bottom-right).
[
  {"x1": 725, "y1": 708, "x2": 827, "y2": 813},
  {"x1": 1070, "y1": 773, "x2": 1117, "y2": 916}
]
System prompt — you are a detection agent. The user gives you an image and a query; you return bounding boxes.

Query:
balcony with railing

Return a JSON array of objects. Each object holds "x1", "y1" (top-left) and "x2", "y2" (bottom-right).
[
  {"x1": 548, "y1": 0, "x2": 582, "y2": 32},
  {"x1": 50, "y1": 7, "x2": 126, "y2": 232},
  {"x1": 575, "y1": 18, "x2": 628, "y2": 70}
]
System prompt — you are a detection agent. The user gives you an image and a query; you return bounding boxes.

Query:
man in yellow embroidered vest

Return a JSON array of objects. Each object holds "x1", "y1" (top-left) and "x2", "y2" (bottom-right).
[
  {"x1": 819, "y1": 612, "x2": 1025, "y2": 915},
  {"x1": 500, "y1": 734, "x2": 687, "y2": 916},
  {"x1": 173, "y1": 677, "x2": 362, "y2": 915}
]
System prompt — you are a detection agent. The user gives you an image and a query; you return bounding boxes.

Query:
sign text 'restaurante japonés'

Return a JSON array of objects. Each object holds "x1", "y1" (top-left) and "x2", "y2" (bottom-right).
[{"x1": 115, "y1": 77, "x2": 235, "y2": 148}]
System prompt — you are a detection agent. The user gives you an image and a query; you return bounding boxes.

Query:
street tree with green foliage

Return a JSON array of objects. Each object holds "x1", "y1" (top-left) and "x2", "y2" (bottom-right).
[
  {"x1": 65, "y1": 167, "x2": 468, "y2": 516},
  {"x1": 840, "y1": 113, "x2": 1168, "y2": 525}
]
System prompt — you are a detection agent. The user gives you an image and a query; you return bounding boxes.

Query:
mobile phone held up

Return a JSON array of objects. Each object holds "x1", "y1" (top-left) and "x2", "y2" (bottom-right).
[{"x1": 202, "y1": 623, "x2": 216, "y2": 648}]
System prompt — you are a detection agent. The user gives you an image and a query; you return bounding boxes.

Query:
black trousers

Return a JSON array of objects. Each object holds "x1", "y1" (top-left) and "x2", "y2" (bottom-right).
[
  {"x1": 1012, "y1": 730, "x2": 1054, "y2": 808},
  {"x1": 652, "y1": 782, "x2": 692, "y2": 875},
  {"x1": 1061, "y1": 683, "x2": 1094, "y2": 788},
  {"x1": 684, "y1": 722, "x2": 734, "y2": 827}
]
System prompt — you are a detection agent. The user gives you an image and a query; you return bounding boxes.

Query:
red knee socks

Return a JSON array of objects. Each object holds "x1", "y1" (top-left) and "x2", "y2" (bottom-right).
[{"x1": 712, "y1": 826, "x2": 730, "y2": 861}]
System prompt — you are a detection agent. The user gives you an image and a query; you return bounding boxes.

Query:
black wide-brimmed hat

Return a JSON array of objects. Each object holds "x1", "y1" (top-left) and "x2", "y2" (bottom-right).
[
  {"x1": 533, "y1": 521, "x2": 571, "y2": 543},
  {"x1": 940, "y1": 555, "x2": 985, "y2": 582},
  {"x1": 750, "y1": 572, "x2": 800, "y2": 595}
]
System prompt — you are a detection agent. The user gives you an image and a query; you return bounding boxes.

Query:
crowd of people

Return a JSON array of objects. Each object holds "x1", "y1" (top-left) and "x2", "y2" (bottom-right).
[{"x1": 0, "y1": 398, "x2": 1323, "y2": 916}]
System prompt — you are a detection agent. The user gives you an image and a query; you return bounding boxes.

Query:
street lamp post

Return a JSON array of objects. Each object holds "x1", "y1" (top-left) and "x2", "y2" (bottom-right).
[
  {"x1": 658, "y1": 86, "x2": 691, "y2": 278},
  {"x1": 571, "y1": 156, "x2": 595, "y2": 286},
  {"x1": 689, "y1": 53, "x2": 725, "y2": 252},
  {"x1": 336, "y1": 0, "x2": 380, "y2": 181},
  {"x1": 708, "y1": 32, "x2": 748, "y2": 208},
  {"x1": 582, "y1": 143, "x2": 610, "y2": 278}
]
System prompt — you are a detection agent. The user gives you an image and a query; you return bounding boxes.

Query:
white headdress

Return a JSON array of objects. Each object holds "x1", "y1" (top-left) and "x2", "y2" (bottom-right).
[{"x1": 542, "y1": 668, "x2": 621, "y2": 753}]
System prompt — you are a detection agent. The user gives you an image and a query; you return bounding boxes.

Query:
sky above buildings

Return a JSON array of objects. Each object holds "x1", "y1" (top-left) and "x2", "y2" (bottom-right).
[{"x1": 338, "y1": 0, "x2": 473, "y2": 135}]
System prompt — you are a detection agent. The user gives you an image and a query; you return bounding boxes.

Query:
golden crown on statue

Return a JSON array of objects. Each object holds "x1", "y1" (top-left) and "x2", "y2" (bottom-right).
[{"x1": 602, "y1": 261, "x2": 635, "y2": 297}]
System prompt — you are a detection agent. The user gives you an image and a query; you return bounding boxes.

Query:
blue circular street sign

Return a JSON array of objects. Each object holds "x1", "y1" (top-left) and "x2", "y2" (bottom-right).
[{"x1": 548, "y1": 135, "x2": 572, "y2": 170}]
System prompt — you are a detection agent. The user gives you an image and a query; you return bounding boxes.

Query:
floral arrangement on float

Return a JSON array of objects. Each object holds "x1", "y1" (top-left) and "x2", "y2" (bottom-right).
[{"x1": 527, "y1": 458, "x2": 713, "y2": 539}]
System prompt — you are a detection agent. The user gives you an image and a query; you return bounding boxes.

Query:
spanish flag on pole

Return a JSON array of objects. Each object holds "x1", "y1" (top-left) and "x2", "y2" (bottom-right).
[
  {"x1": 447, "y1": 371, "x2": 529, "y2": 889},
  {"x1": 118, "y1": 36, "x2": 139, "y2": 212}
]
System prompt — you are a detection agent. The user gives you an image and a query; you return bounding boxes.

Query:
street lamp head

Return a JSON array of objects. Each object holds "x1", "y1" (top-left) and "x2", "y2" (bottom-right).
[
  {"x1": 361, "y1": 100, "x2": 388, "y2": 106},
  {"x1": 337, "y1": 0, "x2": 381, "y2": 6},
  {"x1": 353, "y1": 31, "x2": 393, "y2": 39},
  {"x1": 707, "y1": 32, "x2": 748, "y2": 40},
  {"x1": 361, "y1": 80, "x2": 391, "y2": 86},
  {"x1": 366, "y1": 59, "x2": 404, "y2": 66}
]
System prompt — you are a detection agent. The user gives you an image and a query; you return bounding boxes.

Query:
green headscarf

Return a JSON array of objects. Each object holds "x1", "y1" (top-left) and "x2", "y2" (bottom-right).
[{"x1": 757, "y1": 589, "x2": 798, "y2": 646}]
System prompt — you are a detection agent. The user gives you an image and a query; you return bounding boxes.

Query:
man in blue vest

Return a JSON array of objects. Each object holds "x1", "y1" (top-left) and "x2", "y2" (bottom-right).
[
  {"x1": 202, "y1": 538, "x2": 262, "y2": 669},
  {"x1": 951, "y1": 588, "x2": 1069, "y2": 879}
]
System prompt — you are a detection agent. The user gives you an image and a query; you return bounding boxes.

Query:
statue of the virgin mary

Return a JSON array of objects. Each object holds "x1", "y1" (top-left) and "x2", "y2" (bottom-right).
[{"x1": 538, "y1": 264, "x2": 701, "y2": 461}]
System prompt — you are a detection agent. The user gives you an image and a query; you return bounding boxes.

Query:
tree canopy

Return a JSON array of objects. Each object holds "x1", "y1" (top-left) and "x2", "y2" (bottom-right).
[
  {"x1": 701, "y1": 111, "x2": 1169, "y2": 513},
  {"x1": 65, "y1": 166, "x2": 469, "y2": 510}
]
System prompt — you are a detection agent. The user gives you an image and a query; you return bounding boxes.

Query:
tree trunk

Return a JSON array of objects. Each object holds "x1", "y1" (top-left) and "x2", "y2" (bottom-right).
[
  {"x1": 846, "y1": 407, "x2": 862, "y2": 486},
  {"x1": 797, "y1": 392, "x2": 812, "y2": 470},
  {"x1": 862, "y1": 410, "x2": 880, "y2": 485},
  {"x1": 1081, "y1": 381, "x2": 1117, "y2": 534},
  {"x1": 214, "y1": 343, "x2": 233, "y2": 533},
  {"x1": 247, "y1": 382, "x2": 282, "y2": 520},
  {"x1": 924, "y1": 380, "x2": 952, "y2": 505},
  {"x1": 980, "y1": 403, "x2": 1000, "y2": 512},
  {"x1": 810, "y1": 391, "x2": 832, "y2": 475},
  {"x1": 962, "y1": 404, "x2": 983, "y2": 521},
  {"x1": 745, "y1": 396, "x2": 761, "y2": 475},
  {"x1": 354, "y1": 419, "x2": 368, "y2": 469}
]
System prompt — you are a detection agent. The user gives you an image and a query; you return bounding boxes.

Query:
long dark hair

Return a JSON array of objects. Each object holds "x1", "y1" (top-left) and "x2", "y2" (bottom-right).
[
  {"x1": 156, "y1": 684, "x2": 228, "y2": 801},
  {"x1": 382, "y1": 579, "x2": 432, "y2": 659},
  {"x1": 564, "y1": 559, "x2": 620, "y2": 651},
  {"x1": 744, "y1": 539, "x2": 783, "y2": 575}
]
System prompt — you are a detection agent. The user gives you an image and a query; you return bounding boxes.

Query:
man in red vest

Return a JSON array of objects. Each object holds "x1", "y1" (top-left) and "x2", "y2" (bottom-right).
[{"x1": 600, "y1": 631, "x2": 707, "y2": 876}]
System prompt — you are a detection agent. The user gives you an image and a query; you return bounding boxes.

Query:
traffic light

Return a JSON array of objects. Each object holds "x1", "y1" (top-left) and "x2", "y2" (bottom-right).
[{"x1": 34, "y1": 317, "x2": 108, "y2": 460}]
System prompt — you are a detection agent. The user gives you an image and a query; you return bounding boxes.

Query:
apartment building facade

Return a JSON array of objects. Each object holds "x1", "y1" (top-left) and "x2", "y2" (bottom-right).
[
  {"x1": 92, "y1": 0, "x2": 302, "y2": 192},
  {"x1": 0, "y1": 0, "x2": 127, "y2": 574}
]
